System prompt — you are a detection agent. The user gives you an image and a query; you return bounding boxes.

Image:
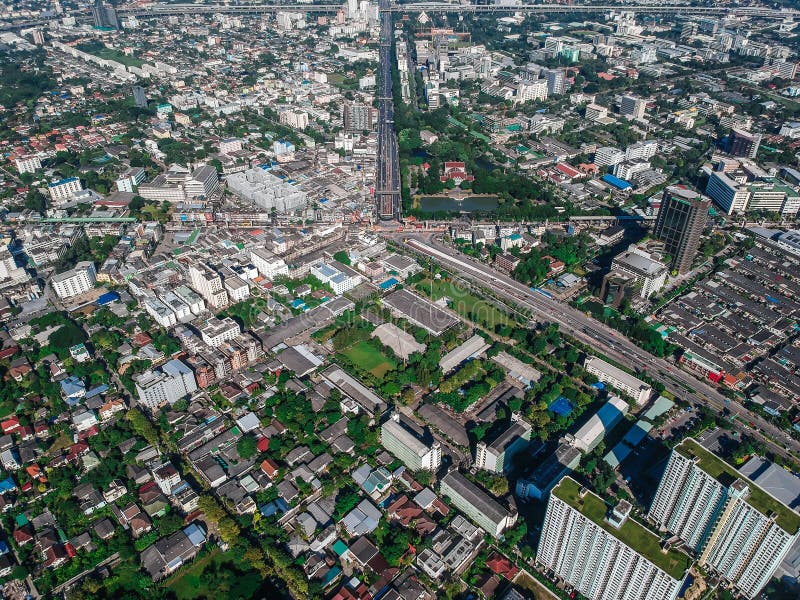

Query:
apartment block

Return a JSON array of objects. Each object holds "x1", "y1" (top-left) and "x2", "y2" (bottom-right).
[
  {"x1": 439, "y1": 470, "x2": 517, "y2": 537},
  {"x1": 474, "y1": 415, "x2": 531, "y2": 473},
  {"x1": 583, "y1": 356, "x2": 652, "y2": 406},
  {"x1": 135, "y1": 359, "x2": 198, "y2": 411},
  {"x1": 51, "y1": 261, "x2": 96, "y2": 300},
  {"x1": 381, "y1": 412, "x2": 441, "y2": 472},
  {"x1": 537, "y1": 477, "x2": 689, "y2": 600}
]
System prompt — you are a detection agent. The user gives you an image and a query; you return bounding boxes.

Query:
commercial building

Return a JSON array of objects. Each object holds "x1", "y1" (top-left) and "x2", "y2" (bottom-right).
[
  {"x1": 648, "y1": 439, "x2": 800, "y2": 599},
  {"x1": 343, "y1": 102, "x2": 374, "y2": 132},
  {"x1": 440, "y1": 470, "x2": 517, "y2": 537},
  {"x1": 594, "y1": 146, "x2": 626, "y2": 167},
  {"x1": 381, "y1": 412, "x2": 441, "y2": 472},
  {"x1": 132, "y1": 85, "x2": 147, "y2": 108},
  {"x1": 135, "y1": 359, "x2": 198, "y2": 411},
  {"x1": 184, "y1": 165, "x2": 219, "y2": 199},
  {"x1": 199, "y1": 317, "x2": 240, "y2": 348},
  {"x1": 250, "y1": 248, "x2": 289, "y2": 279},
  {"x1": 654, "y1": 186, "x2": 711, "y2": 274},
  {"x1": 474, "y1": 415, "x2": 531, "y2": 473},
  {"x1": 728, "y1": 128, "x2": 761, "y2": 159},
  {"x1": 620, "y1": 95, "x2": 647, "y2": 120},
  {"x1": 116, "y1": 167, "x2": 146, "y2": 193},
  {"x1": 610, "y1": 247, "x2": 668, "y2": 299},
  {"x1": 583, "y1": 356, "x2": 652, "y2": 406},
  {"x1": 226, "y1": 167, "x2": 308, "y2": 213},
  {"x1": 537, "y1": 477, "x2": 689, "y2": 600},
  {"x1": 144, "y1": 298, "x2": 177, "y2": 328},
  {"x1": 310, "y1": 262, "x2": 362, "y2": 295},
  {"x1": 544, "y1": 68, "x2": 566, "y2": 95},
  {"x1": 516, "y1": 442, "x2": 582, "y2": 501},
  {"x1": 188, "y1": 264, "x2": 228, "y2": 309},
  {"x1": 47, "y1": 177, "x2": 83, "y2": 204},
  {"x1": 704, "y1": 168, "x2": 751, "y2": 214},
  {"x1": 51, "y1": 261, "x2": 97, "y2": 299},
  {"x1": 570, "y1": 395, "x2": 629, "y2": 452}
]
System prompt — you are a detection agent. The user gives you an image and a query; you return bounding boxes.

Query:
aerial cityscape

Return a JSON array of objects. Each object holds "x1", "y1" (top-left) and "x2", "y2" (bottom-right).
[{"x1": 2, "y1": 0, "x2": 800, "y2": 599}]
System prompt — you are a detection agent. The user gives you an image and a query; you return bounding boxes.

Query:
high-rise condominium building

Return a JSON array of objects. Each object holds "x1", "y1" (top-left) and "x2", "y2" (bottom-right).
[
  {"x1": 653, "y1": 186, "x2": 711, "y2": 274},
  {"x1": 648, "y1": 439, "x2": 800, "y2": 599},
  {"x1": 537, "y1": 477, "x2": 690, "y2": 600}
]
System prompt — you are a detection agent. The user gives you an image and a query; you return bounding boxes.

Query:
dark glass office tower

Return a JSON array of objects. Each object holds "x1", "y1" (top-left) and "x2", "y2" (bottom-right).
[{"x1": 654, "y1": 186, "x2": 711, "y2": 275}]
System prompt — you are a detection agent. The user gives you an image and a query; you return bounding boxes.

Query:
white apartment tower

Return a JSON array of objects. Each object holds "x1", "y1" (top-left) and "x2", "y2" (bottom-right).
[
  {"x1": 51, "y1": 261, "x2": 96, "y2": 299},
  {"x1": 537, "y1": 477, "x2": 689, "y2": 600},
  {"x1": 648, "y1": 439, "x2": 799, "y2": 599},
  {"x1": 134, "y1": 359, "x2": 198, "y2": 411},
  {"x1": 188, "y1": 264, "x2": 228, "y2": 309},
  {"x1": 381, "y1": 413, "x2": 441, "y2": 472}
]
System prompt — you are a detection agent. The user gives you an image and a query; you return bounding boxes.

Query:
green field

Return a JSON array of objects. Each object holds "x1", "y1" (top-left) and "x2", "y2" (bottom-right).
[
  {"x1": 166, "y1": 549, "x2": 265, "y2": 599},
  {"x1": 415, "y1": 279, "x2": 517, "y2": 330},
  {"x1": 342, "y1": 340, "x2": 397, "y2": 378}
]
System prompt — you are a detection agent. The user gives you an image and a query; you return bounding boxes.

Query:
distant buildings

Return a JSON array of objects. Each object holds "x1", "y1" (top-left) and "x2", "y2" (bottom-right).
[
  {"x1": 537, "y1": 477, "x2": 689, "y2": 600},
  {"x1": 135, "y1": 359, "x2": 198, "y2": 411},
  {"x1": 51, "y1": 261, "x2": 96, "y2": 300},
  {"x1": 583, "y1": 356, "x2": 652, "y2": 406},
  {"x1": 381, "y1": 413, "x2": 441, "y2": 472},
  {"x1": 439, "y1": 470, "x2": 517, "y2": 537},
  {"x1": 649, "y1": 439, "x2": 800, "y2": 599},
  {"x1": 654, "y1": 186, "x2": 711, "y2": 275}
]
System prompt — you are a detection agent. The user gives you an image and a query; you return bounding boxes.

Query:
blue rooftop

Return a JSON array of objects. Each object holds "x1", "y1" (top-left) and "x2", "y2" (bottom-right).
[{"x1": 601, "y1": 174, "x2": 633, "y2": 190}]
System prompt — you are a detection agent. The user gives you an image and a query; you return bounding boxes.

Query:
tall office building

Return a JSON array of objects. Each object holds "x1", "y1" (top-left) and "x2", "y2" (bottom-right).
[
  {"x1": 728, "y1": 128, "x2": 761, "y2": 159},
  {"x1": 648, "y1": 439, "x2": 800, "y2": 599},
  {"x1": 544, "y1": 68, "x2": 566, "y2": 96},
  {"x1": 620, "y1": 94, "x2": 647, "y2": 120},
  {"x1": 132, "y1": 86, "x2": 148, "y2": 108},
  {"x1": 343, "y1": 102, "x2": 373, "y2": 132},
  {"x1": 537, "y1": 477, "x2": 689, "y2": 600},
  {"x1": 653, "y1": 186, "x2": 711, "y2": 274},
  {"x1": 381, "y1": 412, "x2": 441, "y2": 471},
  {"x1": 92, "y1": 0, "x2": 119, "y2": 29}
]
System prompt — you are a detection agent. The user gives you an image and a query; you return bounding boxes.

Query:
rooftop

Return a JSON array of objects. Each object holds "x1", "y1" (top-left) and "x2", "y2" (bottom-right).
[
  {"x1": 676, "y1": 439, "x2": 800, "y2": 534},
  {"x1": 552, "y1": 477, "x2": 691, "y2": 580}
]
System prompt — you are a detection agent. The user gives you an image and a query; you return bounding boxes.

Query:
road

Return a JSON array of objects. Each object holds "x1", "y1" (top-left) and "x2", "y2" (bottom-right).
[
  {"x1": 376, "y1": 0, "x2": 402, "y2": 221},
  {"x1": 391, "y1": 232, "x2": 800, "y2": 464}
]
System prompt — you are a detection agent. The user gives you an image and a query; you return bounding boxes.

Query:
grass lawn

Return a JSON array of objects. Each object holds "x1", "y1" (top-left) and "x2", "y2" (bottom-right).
[
  {"x1": 166, "y1": 549, "x2": 265, "y2": 600},
  {"x1": 89, "y1": 47, "x2": 145, "y2": 68},
  {"x1": 342, "y1": 340, "x2": 396, "y2": 377},
  {"x1": 0, "y1": 401, "x2": 14, "y2": 419},
  {"x1": 513, "y1": 570, "x2": 559, "y2": 600},
  {"x1": 415, "y1": 279, "x2": 517, "y2": 330}
]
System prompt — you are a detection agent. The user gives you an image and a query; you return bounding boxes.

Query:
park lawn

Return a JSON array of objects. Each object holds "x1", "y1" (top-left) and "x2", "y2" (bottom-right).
[
  {"x1": 415, "y1": 279, "x2": 517, "y2": 330},
  {"x1": 89, "y1": 47, "x2": 145, "y2": 68},
  {"x1": 342, "y1": 340, "x2": 397, "y2": 378},
  {"x1": 165, "y1": 549, "x2": 264, "y2": 600}
]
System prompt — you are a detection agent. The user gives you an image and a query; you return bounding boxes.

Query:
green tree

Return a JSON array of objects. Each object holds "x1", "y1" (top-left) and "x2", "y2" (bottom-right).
[{"x1": 236, "y1": 435, "x2": 258, "y2": 459}]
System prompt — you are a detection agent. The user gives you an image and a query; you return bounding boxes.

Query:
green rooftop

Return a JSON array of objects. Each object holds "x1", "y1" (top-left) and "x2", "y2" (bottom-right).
[
  {"x1": 553, "y1": 477, "x2": 691, "y2": 580},
  {"x1": 676, "y1": 439, "x2": 800, "y2": 535}
]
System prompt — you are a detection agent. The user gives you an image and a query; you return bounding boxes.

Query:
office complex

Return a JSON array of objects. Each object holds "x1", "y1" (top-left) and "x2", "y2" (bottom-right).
[
  {"x1": 226, "y1": 167, "x2": 308, "y2": 213},
  {"x1": 620, "y1": 94, "x2": 647, "y2": 120},
  {"x1": 610, "y1": 247, "x2": 668, "y2": 299},
  {"x1": 583, "y1": 356, "x2": 653, "y2": 406},
  {"x1": 474, "y1": 415, "x2": 531, "y2": 473},
  {"x1": 648, "y1": 439, "x2": 800, "y2": 598},
  {"x1": 92, "y1": 0, "x2": 119, "y2": 29},
  {"x1": 728, "y1": 128, "x2": 761, "y2": 159},
  {"x1": 537, "y1": 477, "x2": 690, "y2": 600},
  {"x1": 51, "y1": 261, "x2": 97, "y2": 300},
  {"x1": 132, "y1": 85, "x2": 148, "y2": 108},
  {"x1": 439, "y1": 470, "x2": 517, "y2": 537},
  {"x1": 653, "y1": 186, "x2": 711, "y2": 274},
  {"x1": 135, "y1": 359, "x2": 198, "y2": 411},
  {"x1": 381, "y1": 412, "x2": 441, "y2": 472}
]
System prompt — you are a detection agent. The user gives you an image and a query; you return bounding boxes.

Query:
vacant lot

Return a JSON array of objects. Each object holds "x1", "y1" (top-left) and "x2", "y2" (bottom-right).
[
  {"x1": 415, "y1": 279, "x2": 516, "y2": 330},
  {"x1": 342, "y1": 340, "x2": 397, "y2": 378}
]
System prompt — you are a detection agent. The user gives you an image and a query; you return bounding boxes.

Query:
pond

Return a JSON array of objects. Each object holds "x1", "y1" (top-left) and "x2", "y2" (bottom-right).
[{"x1": 419, "y1": 195, "x2": 498, "y2": 213}]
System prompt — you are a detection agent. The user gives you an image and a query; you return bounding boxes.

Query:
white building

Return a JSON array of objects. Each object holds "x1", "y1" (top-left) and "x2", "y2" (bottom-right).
[
  {"x1": 15, "y1": 155, "x2": 42, "y2": 174},
  {"x1": 184, "y1": 165, "x2": 219, "y2": 199},
  {"x1": 583, "y1": 356, "x2": 653, "y2": 406},
  {"x1": 250, "y1": 248, "x2": 289, "y2": 279},
  {"x1": 610, "y1": 247, "x2": 668, "y2": 299},
  {"x1": 585, "y1": 103, "x2": 608, "y2": 121},
  {"x1": 594, "y1": 146, "x2": 626, "y2": 167},
  {"x1": 145, "y1": 297, "x2": 177, "y2": 328},
  {"x1": 226, "y1": 167, "x2": 308, "y2": 213},
  {"x1": 219, "y1": 138, "x2": 243, "y2": 155},
  {"x1": 51, "y1": 261, "x2": 96, "y2": 299},
  {"x1": 439, "y1": 470, "x2": 517, "y2": 537},
  {"x1": 620, "y1": 94, "x2": 647, "y2": 120},
  {"x1": 135, "y1": 359, "x2": 198, "y2": 411},
  {"x1": 517, "y1": 79, "x2": 548, "y2": 104},
  {"x1": 475, "y1": 415, "x2": 531, "y2": 473},
  {"x1": 381, "y1": 413, "x2": 441, "y2": 472},
  {"x1": 649, "y1": 439, "x2": 799, "y2": 599},
  {"x1": 625, "y1": 140, "x2": 658, "y2": 161},
  {"x1": 174, "y1": 285, "x2": 205, "y2": 315},
  {"x1": 570, "y1": 395, "x2": 629, "y2": 452},
  {"x1": 159, "y1": 291, "x2": 192, "y2": 322},
  {"x1": 116, "y1": 167, "x2": 146, "y2": 193},
  {"x1": 311, "y1": 262, "x2": 362, "y2": 295},
  {"x1": 188, "y1": 264, "x2": 228, "y2": 309},
  {"x1": 199, "y1": 317, "x2": 240, "y2": 348},
  {"x1": 47, "y1": 177, "x2": 83, "y2": 204},
  {"x1": 537, "y1": 477, "x2": 689, "y2": 600}
]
